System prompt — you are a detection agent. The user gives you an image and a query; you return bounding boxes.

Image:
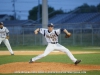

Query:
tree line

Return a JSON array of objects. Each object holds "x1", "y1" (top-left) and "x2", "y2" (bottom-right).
[{"x1": 28, "y1": 3, "x2": 100, "y2": 21}]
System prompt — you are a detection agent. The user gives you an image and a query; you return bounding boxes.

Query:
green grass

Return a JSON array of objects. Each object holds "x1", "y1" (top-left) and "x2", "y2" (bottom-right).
[
  {"x1": 1, "y1": 45, "x2": 100, "y2": 52},
  {"x1": 0, "y1": 45, "x2": 46, "y2": 51},
  {"x1": 0, "y1": 71, "x2": 100, "y2": 75},
  {"x1": 0, "y1": 54, "x2": 100, "y2": 65}
]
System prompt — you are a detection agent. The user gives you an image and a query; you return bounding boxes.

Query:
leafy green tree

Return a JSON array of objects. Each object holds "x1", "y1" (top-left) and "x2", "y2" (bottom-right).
[
  {"x1": 90, "y1": 5, "x2": 97, "y2": 12},
  {"x1": 28, "y1": 4, "x2": 64, "y2": 21},
  {"x1": 71, "y1": 3, "x2": 99, "y2": 13},
  {"x1": 97, "y1": 3, "x2": 100, "y2": 12},
  {"x1": 28, "y1": 4, "x2": 42, "y2": 21},
  {"x1": 78, "y1": 3, "x2": 91, "y2": 13}
]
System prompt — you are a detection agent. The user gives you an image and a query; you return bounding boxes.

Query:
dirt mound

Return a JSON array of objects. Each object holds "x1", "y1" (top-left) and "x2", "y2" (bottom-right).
[{"x1": 0, "y1": 62, "x2": 100, "y2": 73}]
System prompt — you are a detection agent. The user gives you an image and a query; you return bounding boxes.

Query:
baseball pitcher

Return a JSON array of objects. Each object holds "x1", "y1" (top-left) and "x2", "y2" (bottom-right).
[
  {"x1": 0, "y1": 22, "x2": 14, "y2": 55},
  {"x1": 29, "y1": 23, "x2": 81, "y2": 65}
]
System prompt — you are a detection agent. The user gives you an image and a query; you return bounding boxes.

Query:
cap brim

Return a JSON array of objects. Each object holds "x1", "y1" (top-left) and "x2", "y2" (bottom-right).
[{"x1": 48, "y1": 25, "x2": 54, "y2": 27}]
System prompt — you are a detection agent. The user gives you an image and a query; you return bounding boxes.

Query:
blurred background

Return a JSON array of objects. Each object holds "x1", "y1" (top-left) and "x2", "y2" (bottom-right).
[{"x1": 0, "y1": 0, "x2": 100, "y2": 46}]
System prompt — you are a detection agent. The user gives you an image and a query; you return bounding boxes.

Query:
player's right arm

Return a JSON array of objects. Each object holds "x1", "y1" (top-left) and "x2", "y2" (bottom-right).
[
  {"x1": 34, "y1": 28, "x2": 40, "y2": 34},
  {"x1": 63, "y1": 29, "x2": 71, "y2": 36},
  {"x1": 34, "y1": 28, "x2": 46, "y2": 35}
]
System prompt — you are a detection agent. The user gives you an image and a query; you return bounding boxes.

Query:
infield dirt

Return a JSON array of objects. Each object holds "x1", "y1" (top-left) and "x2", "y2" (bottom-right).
[{"x1": 0, "y1": 62, "x2": 100, "y2": 73}]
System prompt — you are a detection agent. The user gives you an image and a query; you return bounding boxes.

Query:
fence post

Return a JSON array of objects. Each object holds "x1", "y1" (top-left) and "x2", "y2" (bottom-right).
[
  {"x1": 22, "y1": 28, "x2": 24, "y2": 45},
  {"x1": 92, "y1": 28, "x2": 93, "y2": 45},
  {"x1": 34, "y1": 32, "x2": 36, "y2": 45},
  {"x1": 73, "y1": 29, "x2": 75, "y2": 45},
  {"x1": 81, "y1": 28, "x2": 83, "y2": 45},
  {"x1": 16, "y1": 28, "x2": 19, "y2": 45}
]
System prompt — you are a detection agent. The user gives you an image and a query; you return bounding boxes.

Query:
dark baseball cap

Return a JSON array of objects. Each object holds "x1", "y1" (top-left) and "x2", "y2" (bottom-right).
[
  {"x1": 48, "y1": 23, "x2": 54, "y2": 27},
  {"x1": 0, "y1": 22, "x2": 3, "y2": 25}
]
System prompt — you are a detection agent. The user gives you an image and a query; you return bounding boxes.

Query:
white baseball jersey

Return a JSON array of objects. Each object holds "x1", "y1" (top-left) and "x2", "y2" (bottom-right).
[
  {"x1": 39, "y1": 28, "x2": 60, "y2": 43},
  {"x1": 0, "y1": 27, "x2": 9, "y2": 38},
  {"x1": 0, "y1": 26, "x2": 14, "y2": 55}
]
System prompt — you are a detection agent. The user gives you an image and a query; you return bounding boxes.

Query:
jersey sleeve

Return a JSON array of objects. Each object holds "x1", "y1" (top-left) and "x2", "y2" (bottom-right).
[
  {"x1": 55, "y1": 29, "x2": 60, "y2": 35},
  {"x1": 39, "y1": 28, "x2": 46, "y2": 35},
  {"x1": 5, "y1": 27, "x2": 9, "y2": 33}
]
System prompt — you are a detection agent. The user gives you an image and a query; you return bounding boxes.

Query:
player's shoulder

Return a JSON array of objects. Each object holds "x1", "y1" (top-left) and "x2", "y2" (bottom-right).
[
  {"x1": 40, "y1": 28, "x2": 47, "y2": 30},
  {"x1": 54, "y1": 28, "x2": 61, "y2": 31},
  {"x1": 3, "y1": 26, "x2": 7, "y2": 29}
]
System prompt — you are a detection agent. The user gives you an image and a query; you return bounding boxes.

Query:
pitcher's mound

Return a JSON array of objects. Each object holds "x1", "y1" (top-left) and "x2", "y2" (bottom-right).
[{"x1": 0, "y1": 62, "x2": 100, "y2": 73}]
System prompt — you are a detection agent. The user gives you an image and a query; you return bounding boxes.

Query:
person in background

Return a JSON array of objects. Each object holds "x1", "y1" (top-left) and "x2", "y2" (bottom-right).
[{"x1": 0, "y1": 22, "x2": 14, "y2": 55}]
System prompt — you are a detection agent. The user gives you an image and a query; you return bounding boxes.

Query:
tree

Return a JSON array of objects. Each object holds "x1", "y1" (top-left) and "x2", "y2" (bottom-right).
[
  {"x1": 78, "y1": 3, "x2": 91, "y2": 13},
  {"x1": 97, "y1": 3, "x2": 100, "y2": 12},
  {"x1": 90, "y1": 5, "x2": 97, "y2": 12},
  {"x1": 28, "y1": 4, "x2": 64, "y2": 21},
  {"x1": 71, "y1": 3, "x2": 99, "y2": 13},
  {"x1": 28, "y1": 4, "x2": 42, "y2": 21}
]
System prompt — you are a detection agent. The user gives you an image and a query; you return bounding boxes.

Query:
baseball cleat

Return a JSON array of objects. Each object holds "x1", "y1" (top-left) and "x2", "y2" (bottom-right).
[
  {"x1": 11, "y1": 54, "x2": 14, "y2": 55},
  {"x1": 29, "y1": 59, "x2": 34, "y2": 63},
  {"x1": 74, "y1": 60, "x2": 81, "y2": 65}
]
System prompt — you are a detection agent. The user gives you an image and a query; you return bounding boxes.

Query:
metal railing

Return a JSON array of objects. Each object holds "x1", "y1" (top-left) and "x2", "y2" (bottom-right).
[{"x1": 1, "y1": 23, "x2": 100, "y2": 46}]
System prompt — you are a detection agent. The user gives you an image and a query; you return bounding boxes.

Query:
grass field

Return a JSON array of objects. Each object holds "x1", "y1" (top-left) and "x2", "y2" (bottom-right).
[
  {"x1": 0, "y1": 46, "x2": 100, "y2": 75},
  {"x1": 1, "y1": 45, "x2": 100, "y2": 51}
]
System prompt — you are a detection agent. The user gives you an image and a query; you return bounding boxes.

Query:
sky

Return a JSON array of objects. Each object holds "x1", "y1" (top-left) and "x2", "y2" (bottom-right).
[{"x1": 0, "y1": 0, "x2": 99, "y2": 20}]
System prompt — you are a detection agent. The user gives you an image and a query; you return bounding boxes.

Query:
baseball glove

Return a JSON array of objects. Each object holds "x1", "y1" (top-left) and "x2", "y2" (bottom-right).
[
  {"x1": 65, "y1": 33, "x2": 71, "y2": 38},
  {"x1": 6, "y1": 36, "x2": 9, "y2": 39}
]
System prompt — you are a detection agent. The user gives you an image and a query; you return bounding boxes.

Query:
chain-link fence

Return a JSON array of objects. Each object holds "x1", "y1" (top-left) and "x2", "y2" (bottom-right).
[{"x1": 1, "y1": 23, "x2": 100, "y2": 46}]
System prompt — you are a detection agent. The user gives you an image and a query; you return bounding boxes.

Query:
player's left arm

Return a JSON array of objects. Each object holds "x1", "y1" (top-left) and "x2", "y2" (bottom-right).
[
  {"x1": 63, "y1": 29, "x2": 71, "y2": 36},
  {"x1": 5, "y1": 27, "x2": 9, "y2": 39},
  {"x1": 6, "y1": 33, "x2": 9, "y2": 39},
  {"x1": 34, "y1": 28, "x2": 40, "y2": 34}
]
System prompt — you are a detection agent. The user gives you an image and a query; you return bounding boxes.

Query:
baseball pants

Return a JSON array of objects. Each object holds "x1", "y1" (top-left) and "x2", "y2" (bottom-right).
[
  {"x1": 0, "y1": 37, "x2": 14, "y2": 54},
  {"x1": 32, "y1": 43, "x2": 77, "y2": 63}
]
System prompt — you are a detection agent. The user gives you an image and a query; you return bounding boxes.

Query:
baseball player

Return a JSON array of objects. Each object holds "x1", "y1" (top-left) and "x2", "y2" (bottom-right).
[
  {"x1": 29, "y1": 23, "x2": 81, "y2": 65},
  {"x1": 0, "y1": 22, "x2": 14, "y2": 55}
]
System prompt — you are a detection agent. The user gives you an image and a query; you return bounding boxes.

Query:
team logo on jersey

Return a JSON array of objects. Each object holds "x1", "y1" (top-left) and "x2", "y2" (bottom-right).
[{"x1": 46, "y1": 34, "x2": 57, "y2": 41}]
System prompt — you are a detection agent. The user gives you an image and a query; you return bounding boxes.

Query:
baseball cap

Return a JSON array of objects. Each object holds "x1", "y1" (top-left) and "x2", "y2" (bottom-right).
[
  {"x1": 0, "y1": 22, "x2": 3, "y2": 25},
  {"x1": 48, "y1": 23, "x2": 54, "y2": 27}
]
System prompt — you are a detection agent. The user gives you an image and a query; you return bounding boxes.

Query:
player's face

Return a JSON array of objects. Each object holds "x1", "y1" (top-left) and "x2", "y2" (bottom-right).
[
  {"x1": 0, "y1": 25, "x2": 3, "y2": 28},
  {"x1": 48, "y1": 26, "x2": 54, "y2": 32}
]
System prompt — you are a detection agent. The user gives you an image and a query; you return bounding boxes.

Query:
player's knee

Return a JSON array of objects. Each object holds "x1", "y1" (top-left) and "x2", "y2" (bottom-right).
[
  {"x1": 42, "y1": 53, "x2": 47, "y2": 57},
  {"x1": 0, "y1": 41, "x2": 2, "y2": 44}
]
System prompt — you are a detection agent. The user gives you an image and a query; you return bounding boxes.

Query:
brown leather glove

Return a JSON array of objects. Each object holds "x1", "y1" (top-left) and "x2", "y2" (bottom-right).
[
  {"x1": 6, "y1": 36, "x2": 9, "y2": 39},
  {"x1": 65, "y1": 33, "x2": 71, "y2": 38}
]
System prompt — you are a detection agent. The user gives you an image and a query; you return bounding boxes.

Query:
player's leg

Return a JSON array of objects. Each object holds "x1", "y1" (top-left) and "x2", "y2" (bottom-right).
[
  {"x1": 3, "y1": 39, "x2": 14, "y2": 55},
  {"x1": 0, "y1": 38, "x2": 2, "y2": 44},
  {"x1": 30, "y1": 44, "x2": 54, "y2": 63},
  {"x1": 56, "y1": 43, "x2": 81, "y2": 65},
  {"x1": 56, "y1": 43, "x2": 78, "y2": 63}
]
